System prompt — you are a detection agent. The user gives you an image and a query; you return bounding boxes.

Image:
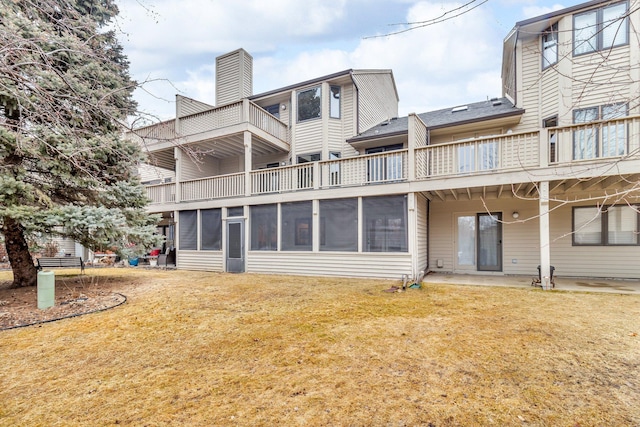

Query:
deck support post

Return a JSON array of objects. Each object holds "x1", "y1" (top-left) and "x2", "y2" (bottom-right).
[
  {"x1": 539, "y1": 181, "x2": 552, "y2": 289},
  {"x1": 244, "y1": 131, "x2": 252, "y2": 197}
]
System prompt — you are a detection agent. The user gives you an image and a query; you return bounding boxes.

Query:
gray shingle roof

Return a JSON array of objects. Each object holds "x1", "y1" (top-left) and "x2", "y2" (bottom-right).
[{"x1": 348, "y1": 97, "x2": 524, "y2": 142}]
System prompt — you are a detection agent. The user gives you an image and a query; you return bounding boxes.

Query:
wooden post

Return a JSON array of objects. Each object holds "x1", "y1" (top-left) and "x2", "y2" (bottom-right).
[
  {"x1": 244, "y1": 131, "x2": 252, "y2": 197},
  {"x1": 539, "y1": 181, "x2": 552, "y2": 289}
]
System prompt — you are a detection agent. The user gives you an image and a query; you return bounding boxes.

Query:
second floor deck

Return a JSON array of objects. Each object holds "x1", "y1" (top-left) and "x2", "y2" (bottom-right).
[{"x1": 144, "y1": 115, "x2": 640, "y2": 205}]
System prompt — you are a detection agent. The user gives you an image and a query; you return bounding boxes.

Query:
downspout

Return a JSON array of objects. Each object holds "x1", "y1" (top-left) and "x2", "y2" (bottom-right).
[
  {"x1": 426, "y1": 197, "x2": 430, "y2": 273},
  {"x1": 350, "y1": 71, "x2": 361, "y2": 135}
]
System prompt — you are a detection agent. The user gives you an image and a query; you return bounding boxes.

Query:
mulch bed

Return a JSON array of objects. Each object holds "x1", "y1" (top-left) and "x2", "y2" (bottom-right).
[{"x1": 0, "y1": 276, "x2": 126, "y2": 330}]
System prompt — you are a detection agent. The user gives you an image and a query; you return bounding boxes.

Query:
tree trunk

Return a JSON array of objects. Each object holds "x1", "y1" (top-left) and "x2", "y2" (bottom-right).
[{"x1": 2, "y1": 216, "x2": 37, "y2": 288}]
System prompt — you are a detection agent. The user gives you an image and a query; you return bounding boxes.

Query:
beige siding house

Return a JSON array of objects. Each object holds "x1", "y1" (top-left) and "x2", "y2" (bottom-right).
[{"x1": 132, "y1": 0, "x2": 640, "y2": 284}]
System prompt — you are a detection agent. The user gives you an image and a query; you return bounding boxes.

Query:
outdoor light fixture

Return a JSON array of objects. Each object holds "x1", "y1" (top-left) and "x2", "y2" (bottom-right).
[{"x1": 512, "y1": 211, "x2": 520, "y2": 219}]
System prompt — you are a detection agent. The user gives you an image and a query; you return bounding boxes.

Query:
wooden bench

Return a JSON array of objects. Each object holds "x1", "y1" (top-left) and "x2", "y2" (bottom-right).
[{"x1": 37, "y1": 257, "x2": 85, "y2": 273}]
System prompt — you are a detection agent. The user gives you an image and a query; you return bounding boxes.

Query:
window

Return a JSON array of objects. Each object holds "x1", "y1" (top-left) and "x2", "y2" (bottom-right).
[
  {"x1": 601, "y1": 104, "x2": 627, "y2": 157},
  {"x1": 250, "y1": 204, "x2": 277, "y2": 250},
  {"x1": 573, "y1": 107, "x2": 599, "y2": 159},
  {"x1": 574, "y1": 2, "x2": 628, "y2": 55},
  {"x1": 363, "y1": 195, "x2": 408, "y2": 252},
  {"x1": 179, "y1": 210, "x2": 197, "y2": 250},
  {"x1": 573, "y1": 205, "x2": 639, "y2": 245},
  {"x1": 542, "y1": 23, "x2": 558, "y2": 69},
  {"x1": 320, "y1": 198, "x2": 357, "y2": 251},
  {"x1": 264, "y1": 104, "x2": 280, "y2": 119},
  {"x1": 296, "y1": 153, "x2": 319, "y2": 189},
  {"x1": 297, "y1": 153, "x2": 321, "y2": 163},
  {"x1": 297, "y1": 86, "x2": 321, "y2": 122},
  {"x1": 543, "y1": 116, "x2": 558, "y2": 163},
  {"x1": 281, "y1": 201, "x2": 312, "y2": 251},
  {"x1": 330, "y1": 85, "x2": 341, "y2": 118},
  {"x1": 366, "y1": 144, "x2": 404, "y2": 182},
  {"x1": 200, "y1": 209, "x2": 222, "y2": 250},
  {"x1": 227, "y1": 207, "x2": 244, "y2": 217},
  {"x1": 329, "y1": 152, "x2": 341, "y2": 186},
  {"x1": 478, "y1": 142, "x2": 497, "y2": 171},
  {"x1": 457, "y1": 142, "x2": 497, "y2": 173},
  {"x1": 573, "y1": 104, "x2": 627, "y2": 160}
]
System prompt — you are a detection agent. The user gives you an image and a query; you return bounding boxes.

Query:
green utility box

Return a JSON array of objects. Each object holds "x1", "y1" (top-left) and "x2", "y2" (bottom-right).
[{"x1": 37, "y1": 270, "x2": 55, "y2": 310}]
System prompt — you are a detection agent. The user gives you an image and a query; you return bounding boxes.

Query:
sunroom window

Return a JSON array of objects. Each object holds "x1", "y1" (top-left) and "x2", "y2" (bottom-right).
[
  {"x1": 281, "y1": 201, "x2": 312, "y2": 251},
  {"x1": 363, "y1": 195, "x2": 408, "y2": 252},
  {"x1": 179, "y1": 210, "x2": 197, "y2": 250},
  {"x1": 320, "y1": 198, "x2": 357, "y2": 252},
  {"x1": 250, "y1": 204, "x2": 277, "y2": 250},
  {"x1": 200, "y1": 208, "x2": 222, "y2": 250}
]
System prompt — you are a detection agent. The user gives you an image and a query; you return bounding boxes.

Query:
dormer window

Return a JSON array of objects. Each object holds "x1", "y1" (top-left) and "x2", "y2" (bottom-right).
[
  {"x1": 574, "y1": 1, "x2": 628, "y2": 56},
  {"x1": 297, "y1": 86, "x2": 321, "y2": 122},
  {"x1": 542, "y1": 23, "x2": 558, "y2": 69}
]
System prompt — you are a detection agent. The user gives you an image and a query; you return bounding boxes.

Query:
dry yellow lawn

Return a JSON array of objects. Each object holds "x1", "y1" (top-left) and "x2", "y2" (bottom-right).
[{"x1": 0, "y1": 268, "x2": 639, "y2": 426}]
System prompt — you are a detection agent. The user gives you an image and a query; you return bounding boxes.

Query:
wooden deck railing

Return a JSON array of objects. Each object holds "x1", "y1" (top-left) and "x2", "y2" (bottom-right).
[
  {"x1": 180, "y1": 173, "x2": 245, "y2": 202},
  {"x1": 135, "y1": 100, "x2": 290, "y2": 144},
  {"x1": 146, "y1": 183, "x2": 176, "y2": 205},
  {"x1": 552, "y1": 115, "x2": 640, "y2": 164},
  {"x1": 319, "y1": 150, "x2": 408, "y2": 187},
  {"x1": 251, "y1": 163, "x2": 316, "y2": 195},
  {"x1": 143, "y1": 117, "x2": 640, "y2": 204},
  {"x1": 415, "y1": 132, "x2": 540, "y2": 178},
  {"x1": 180, "y1": 102, "x2": 243, "y2": 135},
  {"x1": 248, "y1": 103, "x2": 289, "y2": 141},
  {"x1": 127, "y1": 120, "x2": 176, "y2": 145}
]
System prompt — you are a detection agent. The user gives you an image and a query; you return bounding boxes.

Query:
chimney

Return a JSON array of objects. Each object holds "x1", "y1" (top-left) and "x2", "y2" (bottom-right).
[{"x1": 215, "y1": 48, "x2": 253, "y2": 106}]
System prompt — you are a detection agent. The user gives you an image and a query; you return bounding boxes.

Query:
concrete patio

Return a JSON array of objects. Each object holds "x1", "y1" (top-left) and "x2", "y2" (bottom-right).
[{"x1": 423, "y1": 272, "x2": 640, "y2": 294}]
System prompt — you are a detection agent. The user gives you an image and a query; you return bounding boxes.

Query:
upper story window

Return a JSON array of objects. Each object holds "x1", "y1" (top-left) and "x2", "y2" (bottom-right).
[
  {"x1": 297, "y1": 86, "x2": 321, "y2": 122},
  {"x1": 330, "y1": 86, "x2": 341, "y2": 118},
  {"x1": 542, "y1": 24, "x2": 558, "y2": 69},
  {"x1": 264, "y1": 104, "x2": 280, "y2": 119},
  {"x1": 574, "y1": 1, "x2": 628, "y2": 56}
]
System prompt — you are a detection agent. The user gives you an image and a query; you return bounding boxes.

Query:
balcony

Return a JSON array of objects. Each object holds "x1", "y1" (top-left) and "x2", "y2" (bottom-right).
[
  {"x1": 144, "y1": 116, "x2": 640, "y2": 205},
  {"x1": 129, "y1": 99, "x2": 290, "y2": 173}
]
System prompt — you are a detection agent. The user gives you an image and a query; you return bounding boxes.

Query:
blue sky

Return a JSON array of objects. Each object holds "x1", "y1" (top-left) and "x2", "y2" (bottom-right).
[{"x1": 115, "y1": 0, "x2": 567, "y2": 122}]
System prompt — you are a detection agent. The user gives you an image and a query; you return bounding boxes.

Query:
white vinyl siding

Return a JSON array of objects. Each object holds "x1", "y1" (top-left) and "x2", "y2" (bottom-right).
[
  {"x1": 216, "y1": 49, "x2": 253, "y2": 105},
  {"x1": 177, "y1": 95, "x2": 214, "y2": 118},
  {"x1": 139, "y1": 163, "x2": 175, "y2": 184},
  {"x1": 294, "y1": 119, "x2": 323, "y2": 158},
  {"x1": 571, "y1": 46, "x2": 631, "y2": 108},
  {"x1": 218, "y1": 155, "x2": 244, "y2": 175},
  {"x1": 428, "y1": 198, "x2": 540, "y2": 275},
  {"x1": 517, "y1": 37, "x2": 542, "y2": 131},
  {"x1": 351, "y1": 71, "x2": 398, "y2": 133},
  {"x1": 540, "y1": 67, "x2": 559, "y2": 120},
  {"x1": 416, "y1": 194, "x2": 428, "y2": 274},
  {"x1": 247, "y1": 252, "x2": 412, "y2": 279},
  {"x1": 177, "y1": 251, "x2": 224, "y2": 271},
  {"x1": 180, "y1": 154, "x2": 220, "y2": 181},
  {"x1": 550, "y1": 203, "x2": 640, "y2": 278}
]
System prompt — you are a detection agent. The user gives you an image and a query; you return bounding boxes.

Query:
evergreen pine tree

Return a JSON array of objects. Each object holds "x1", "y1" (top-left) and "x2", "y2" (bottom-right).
[{"x1": 0, "y1": 0, "x2": 158, "y2": 287}]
